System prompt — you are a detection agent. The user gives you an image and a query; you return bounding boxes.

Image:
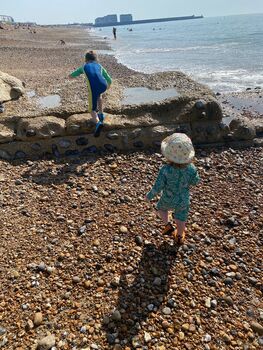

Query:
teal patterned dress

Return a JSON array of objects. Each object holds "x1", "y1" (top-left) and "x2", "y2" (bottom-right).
[{"x1": 146, "y1": 163, "x2": 200, "y2": 221}]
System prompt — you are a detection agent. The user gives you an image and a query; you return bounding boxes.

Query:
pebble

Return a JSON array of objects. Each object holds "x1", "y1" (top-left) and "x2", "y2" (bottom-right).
[
  {"x1": 119, "y1": 225, "x2": 128, "y2": 233},
  {"x1": 132, "y1": 336, "x2": 141, "y2": 348},
  {"x1": 210, "y1": 267, "x2": 220, "y2": 276},
  {"x1": 223, "y1": 296, "x2": 234, "y2": 305},
  {"x1": 162, "y1": 307, "x2": 171, "y2": 315},
  {"x1": 144, "y1": 331, "x2": 151, "y2": 343},
  {"x1": 110, "y1": 276, "x2": 120, "y2": 287},
  {"x1": 11, "y1": 270, "x2": 19, "y2": 278},
  {"x1": 211, "y1": 299, "x2": 217, "y2": 308},
  {"x1": 161, "y1": 320, "x2": 170, "y2": 329},
  {"x1": 205, "y1": 298, "x2": 211, "y2": 308},
  {"x1": 37, "y1": 334, "x2": 55, "y2": 350},
  {"x1": 91, "y1": 344, "x2": 99, "y2": 349},
  {"x1": 107, "y1": 333, "x2": 117, "y2": 345},
  {"x1": 167, "y1": 298, "x2": 177, "y2": 308},
  {"x1": 189, "y1": 324, "x2": 196, "y2": 332},
  {"x1": 203, "y1": 334, "x2": 212, "y2": 342},
  {"x1": 33, "y1": 312, "x2": 43, "y2": 327},
  {"x1": 224, "y1": 277, "x2": 233, "y2": 285},
  {"x1": 135, "y1": 235, "x2": 143, "y2": 246},
  {"x1": 0, "y1": 327, "x2": 6, "y2": 336},
  {"x1": 112, "y1": 310, "x2": 122, "y2": 321},
  {"x1": 0, "y1": 336, "x2": 8, "y2": 348},
  {"x1": 182, "y1": 323, "x2": 190, "y2": 331},
  {"x1": 84, "y1": 280, "x2": 92, "y2": 289},
  {"x1": 153, "y1": 277, "x2": 162, "y2": 286},
  {"x1": 15, "y1": 179, "x2": 23, "y2": 185},
  {"x1": 226, "y1": 272, "x2": 236, "y2": 277},
  {"x1": 113, "y1": 345, "x2": 122, "y2": 350},
  {"x1": 251, "y1": 322, "x2": 263, "y2": 336},
  {"x1": 37, "y1": 262, "x2": 46, "y2": 272},
  {"x1": 147, "y1": 304, "x2": 154, "y2": 311},
  {"x1": 178, "y1": 331, "x2": 185, "y2": 340},
  {"x1": 248, "y1": 277, "x2": 258, "y2": 285},
  {"x1": 78, "y1": 225, "x2": 87, "y2": 235},
  {"x1": 80, "y1": 326, "x2": 87, "y2": 333},
  {"x1": 72, "y1": 276, "x2": 81, "y2": 283}
]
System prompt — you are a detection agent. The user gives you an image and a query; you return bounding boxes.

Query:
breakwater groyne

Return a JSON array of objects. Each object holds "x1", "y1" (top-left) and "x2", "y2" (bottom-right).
[{"x1": 93, "y1": 15, "x2": 203, "y2": 28}]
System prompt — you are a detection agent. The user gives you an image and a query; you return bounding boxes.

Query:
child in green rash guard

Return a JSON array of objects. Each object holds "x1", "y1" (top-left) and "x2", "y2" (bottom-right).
[
  {"x1": 146, "y1": 133, "x2": 200, "y2": 245},
  {"x1": 69, "y1": 50, "x2": 112, "y2": 137}
]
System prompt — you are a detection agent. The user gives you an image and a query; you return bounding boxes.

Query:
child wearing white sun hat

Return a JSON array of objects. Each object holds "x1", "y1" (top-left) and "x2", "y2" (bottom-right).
[{"x1": 146, "y1": 133, "x2": 200, "y2": 244}]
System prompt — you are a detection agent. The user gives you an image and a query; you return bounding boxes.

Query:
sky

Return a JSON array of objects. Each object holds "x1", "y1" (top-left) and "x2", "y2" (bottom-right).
[{"x1": 1, "y1": 0, "x2": 263, "y2": 24}]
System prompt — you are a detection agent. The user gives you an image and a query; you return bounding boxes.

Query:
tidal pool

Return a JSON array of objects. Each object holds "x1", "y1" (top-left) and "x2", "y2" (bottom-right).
[
  {"x1": 122, "y1": 87, "x2": 179, "y2": 105},
  {"x1": 37, "y1": 94, "x2": 61, "y2": 108}
]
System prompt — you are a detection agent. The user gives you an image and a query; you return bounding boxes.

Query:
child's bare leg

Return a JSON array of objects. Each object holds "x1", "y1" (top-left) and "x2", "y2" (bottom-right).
[
  {"x1": 91, "y1": 110, "x2": 99, "y2": 123},
  {"x1": 157, "y1": 209, "x2": 169, "y2": 225},
  {"x1": 97, "y1": 95, "x2": 103, "y2": 114},
  {"x1": 175, "y1": 219, "x2": 186, "y2": 237}
]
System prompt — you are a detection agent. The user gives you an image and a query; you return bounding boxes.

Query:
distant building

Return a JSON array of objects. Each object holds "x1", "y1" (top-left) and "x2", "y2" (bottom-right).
[
  {"x1": 95, "y1": 14, "x2": 118, "y2": 26},
  {"x1": 120, "y1": 14, "x2": 133, "y2": 23},
  {"x1": 0, "y1": 15, "x2": 14, "y2": 23}
]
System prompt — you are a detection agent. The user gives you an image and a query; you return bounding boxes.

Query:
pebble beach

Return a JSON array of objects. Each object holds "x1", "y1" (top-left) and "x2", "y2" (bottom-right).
[{"x1": 0, "y1": 25, "x2": 263, "y2": 349}]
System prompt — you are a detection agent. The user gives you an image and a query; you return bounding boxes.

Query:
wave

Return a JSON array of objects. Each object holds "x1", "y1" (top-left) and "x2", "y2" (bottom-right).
[{"x1": 114, "y1": 42, "x2": 241, "y2": 54}]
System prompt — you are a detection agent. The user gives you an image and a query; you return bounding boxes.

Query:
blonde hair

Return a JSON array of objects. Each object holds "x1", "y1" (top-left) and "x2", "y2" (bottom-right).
[{"x1": 167, "y1": 160, "x2": 193, "y2": 169}]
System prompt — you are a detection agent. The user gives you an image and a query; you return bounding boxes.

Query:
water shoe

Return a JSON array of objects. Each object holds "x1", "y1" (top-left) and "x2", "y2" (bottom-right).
[
  {"x1": 94, "y1": 121, "x2": 103, "y2": 137},
  {"x1": 162, "y1": 222, "x2": 175, "y2": 236}
]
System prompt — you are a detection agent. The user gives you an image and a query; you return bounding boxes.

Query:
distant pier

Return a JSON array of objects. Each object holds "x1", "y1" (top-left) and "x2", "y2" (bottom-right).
[{"x1": 93, "y1": 15, "x2": 204, "y2": 28}]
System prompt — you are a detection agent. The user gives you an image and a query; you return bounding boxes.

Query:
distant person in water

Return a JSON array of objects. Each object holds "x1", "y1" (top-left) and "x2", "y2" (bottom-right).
[
  {"x1": 69, "y1": 50, "x2": 112, "y2": 137},
  {"x1": 113, "y1": 27, "x2": 117, "y2": 39}
]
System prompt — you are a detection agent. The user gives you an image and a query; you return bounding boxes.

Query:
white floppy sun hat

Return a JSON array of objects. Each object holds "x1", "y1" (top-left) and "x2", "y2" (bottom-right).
[{"x1": 161, "y1": 133, "x2": 195, "y2": 164}]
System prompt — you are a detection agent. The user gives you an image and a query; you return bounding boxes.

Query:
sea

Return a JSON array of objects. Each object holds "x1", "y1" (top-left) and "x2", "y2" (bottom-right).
[{"x1": 91, "y1": 13, "x2": 263, "y2": 93}]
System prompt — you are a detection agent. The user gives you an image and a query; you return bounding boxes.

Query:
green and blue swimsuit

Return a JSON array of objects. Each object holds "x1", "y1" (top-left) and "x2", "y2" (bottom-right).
[
  {"x1": 70, "y1": 62, "x2": 112, "y2": 112},
  {"x1": 146, "y1": 163, "x2": 200, "y2": 221}
]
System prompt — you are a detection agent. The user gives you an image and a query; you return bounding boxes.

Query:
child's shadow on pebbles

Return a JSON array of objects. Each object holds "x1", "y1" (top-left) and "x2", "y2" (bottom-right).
[{"x1": 103, "y1": 241, "x2": 178, "y2": 348}]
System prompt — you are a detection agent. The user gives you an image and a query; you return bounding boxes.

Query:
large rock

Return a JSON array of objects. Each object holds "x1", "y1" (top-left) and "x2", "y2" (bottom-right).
[
  {"x1": 230, "y1": 117, "x2": 256, "y2": 141},
  {"x1": 16, "y1": 116, "x2": 65, "y2": 140},
  {"x1": 0, "y1": 124, "x2": 14, "y2": 143},
  {"x1": 192, "y1": 121, "x2": 227, "y2": 143},
  {"x1": 66, "y1": 114, "x2": 95, "y2": 134},
  {"x1": 0, "y1": 71, "x2": 25, "y2": 102}
]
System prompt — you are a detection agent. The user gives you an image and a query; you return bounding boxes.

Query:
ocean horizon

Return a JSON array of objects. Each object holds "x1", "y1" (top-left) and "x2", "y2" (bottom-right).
[{"x1": 91, "y1": 13, "x2": 263, "y2": 93}]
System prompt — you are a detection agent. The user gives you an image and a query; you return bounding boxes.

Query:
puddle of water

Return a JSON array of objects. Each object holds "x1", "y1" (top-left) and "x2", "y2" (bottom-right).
[
  {"x1": 37, "y1": 95, "x2": 61, "y2": 109},
  {"x1": 122, "y1": 87, "x2": 179, "y2": 105},
  {"x1": 27, "y1": 90, "x2": 36, "y2": 98}
]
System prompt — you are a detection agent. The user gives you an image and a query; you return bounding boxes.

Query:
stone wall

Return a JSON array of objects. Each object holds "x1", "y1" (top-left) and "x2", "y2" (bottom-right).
[
  {"x1": 0, "y1": 69, "x2": 261, "y2": 161},
  {"x1": 0, "y1": 93, "x2": 261, "y2": 161}
]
